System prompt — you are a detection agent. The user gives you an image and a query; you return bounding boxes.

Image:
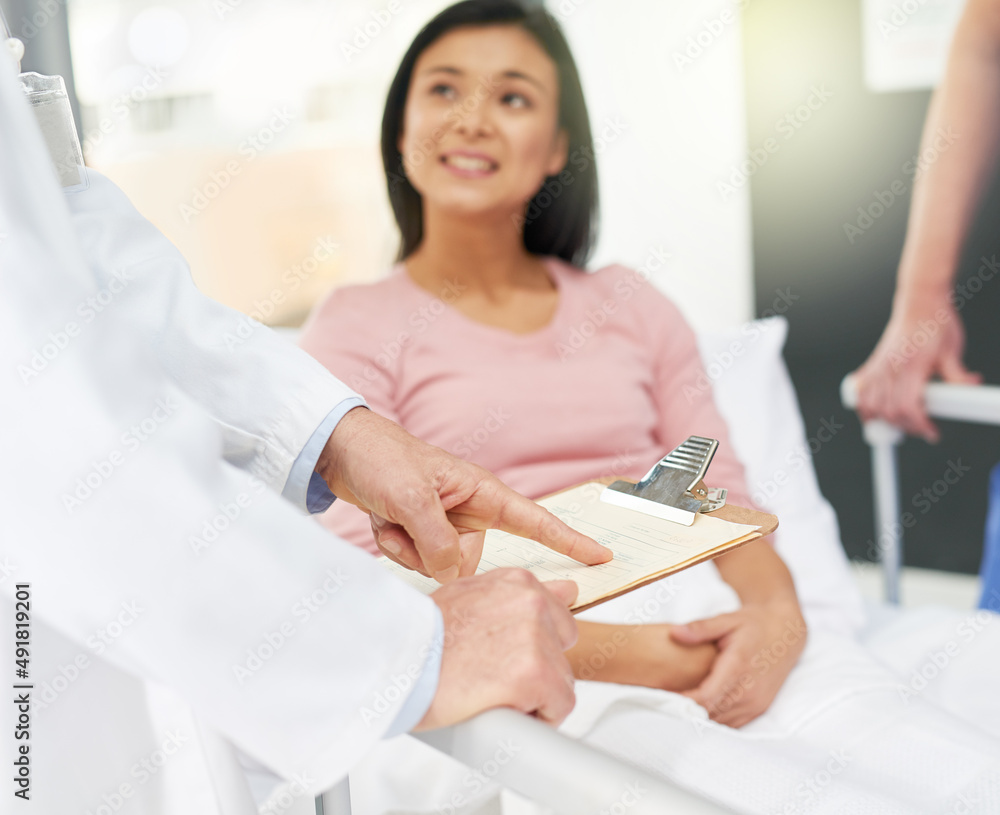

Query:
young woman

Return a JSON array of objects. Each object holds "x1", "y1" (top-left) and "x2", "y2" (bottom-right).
[{"x1": 298, "y1": 0, "x2": 805, "y2": 728}]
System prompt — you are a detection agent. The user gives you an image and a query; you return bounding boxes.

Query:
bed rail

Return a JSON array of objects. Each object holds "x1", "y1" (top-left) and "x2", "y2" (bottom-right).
[
  {"x1": 316, "y1": 707, "x2": 732, "y2": 814},
  {"x1": 840, "y1": 377, "x2": 1000, "y2": 603}
]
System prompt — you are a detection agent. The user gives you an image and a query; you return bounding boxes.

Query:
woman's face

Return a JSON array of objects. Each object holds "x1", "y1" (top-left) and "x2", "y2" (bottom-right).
[{"x1": 399, "y1": 24, "x2": 568, "y2": 220}]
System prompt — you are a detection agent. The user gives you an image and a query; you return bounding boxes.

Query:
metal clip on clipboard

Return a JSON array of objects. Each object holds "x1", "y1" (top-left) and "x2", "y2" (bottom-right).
[{"x1": 600, "y1": 436, "x2": 727, "y2": 526}]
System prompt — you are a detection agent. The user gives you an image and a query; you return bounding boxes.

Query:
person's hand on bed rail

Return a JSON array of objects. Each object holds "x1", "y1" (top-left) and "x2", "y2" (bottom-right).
[
  {"x1": 850, "y1": 0, "x2": 1000, "y2": 440},
  {"x1": 316, "y1": 407, "x2": 613, "y2": 583},
  {"x1": 415, "y1": 569, "x2": 580, "y2": 730},
  {"x1": 853, "y1": 298, "x2": 981, "y2": 443},
  {"x1": 671, "y1": 596, "x2": 807, "y2": 728}
]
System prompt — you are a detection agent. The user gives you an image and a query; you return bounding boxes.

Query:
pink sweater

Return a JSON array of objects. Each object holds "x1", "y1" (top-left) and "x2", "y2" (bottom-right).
[{"x1": 298, "y1": 257, "x2": 750, "y2": 554}]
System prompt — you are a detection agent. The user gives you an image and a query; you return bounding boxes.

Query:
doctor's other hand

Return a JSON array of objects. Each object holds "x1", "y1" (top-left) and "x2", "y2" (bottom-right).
[
  {"x1": 415, "y1": 569, "x2": 579, "y2": 730},
  {"x1": 316, "y1": 407, "x2": 612, "y2": 583},
  {"x1": 670, "y1": 597, "x2": 807, "y2": 728},
  {"x1": 853, "y1": 300, "x2": 981, "y2": 443}
]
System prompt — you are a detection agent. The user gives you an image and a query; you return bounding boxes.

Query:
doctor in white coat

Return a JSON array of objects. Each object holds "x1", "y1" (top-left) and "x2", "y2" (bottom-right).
[{"x1": 0, "y1": 51, "x2": 609, "y2": 814}]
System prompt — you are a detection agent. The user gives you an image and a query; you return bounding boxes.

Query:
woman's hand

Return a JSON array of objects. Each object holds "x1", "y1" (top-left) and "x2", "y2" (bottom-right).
[
  {"x1": 669, "y1": 598, "x2": 807, "y2": 728},
  {"x1": 567, "y1": 622, "x2": 717, "y2": 692}
]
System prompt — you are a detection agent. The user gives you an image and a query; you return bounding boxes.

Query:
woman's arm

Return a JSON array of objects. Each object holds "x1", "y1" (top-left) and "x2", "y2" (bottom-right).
[
  {"x1": 714, "y1": 539, "x2": 800, "y2": 609},
  {"x1": 641, "y1": 287, "x2": 806, "y2": 725},
  {"x1": 567, "y1": 621, "x2": 717, "y2": 691}
]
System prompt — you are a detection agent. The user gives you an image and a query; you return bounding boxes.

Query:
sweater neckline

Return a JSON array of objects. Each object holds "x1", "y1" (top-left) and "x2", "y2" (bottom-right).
[{"x1": 393, "y1": 256, "x2": 575, "y2": 345}]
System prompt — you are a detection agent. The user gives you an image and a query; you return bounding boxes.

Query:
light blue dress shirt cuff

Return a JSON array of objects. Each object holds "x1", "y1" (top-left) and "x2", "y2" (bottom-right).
[
  {"x1": 281, "y1": 397, "x2": 367, "y2": 513},
  {"x1": 384, "y1": 605, "x2": 445, "y2": 738}
]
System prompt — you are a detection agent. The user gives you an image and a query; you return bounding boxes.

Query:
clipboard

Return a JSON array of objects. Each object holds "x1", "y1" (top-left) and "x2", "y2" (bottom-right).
[
  {"x1": 600, "y1": 436, "x2": 767, "y2": 524},
  {"x1": 379, "y1": 437, "x2": 777, "y2": 613}
]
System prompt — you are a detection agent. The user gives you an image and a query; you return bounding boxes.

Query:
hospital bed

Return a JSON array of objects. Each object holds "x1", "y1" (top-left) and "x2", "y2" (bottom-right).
[
  {"x1": 306, "y1": 320, "x2": 1000, "y2": 815},
  {"x1": 316, "y1": 709, "x2": 731, "y2": 814}
]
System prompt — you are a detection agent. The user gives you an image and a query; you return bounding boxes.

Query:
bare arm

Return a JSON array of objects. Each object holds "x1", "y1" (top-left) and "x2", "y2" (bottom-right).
[
  {"x1": 898, "y1": 0, "x2": 1000, "y2": 298},
  {"x1": 566, "y1": 621, "x2": 717, "y2": 691},
  {"x1": 712, "y1": 539, "x2": 800, "y2": 608},
  {"x1": 855, "y1": 0, "x2": 1000, "y2": 440}
]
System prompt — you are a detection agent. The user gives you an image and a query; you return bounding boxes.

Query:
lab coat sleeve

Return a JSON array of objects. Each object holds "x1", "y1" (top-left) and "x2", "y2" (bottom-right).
[
  {"x1": 0, "y1": 62, "x2": 438, "y2": 793},
  {"x1": 385, "y1": 612, "x2": 445, "y2": 737},
  {"x1": 288, "y1": 399, "x2": 365, "y2": 513},
  {"x1": 298, "y1": 287, "x2": 407, "y2": 550},
  {"x1": 63, "y1": 171, "x2": 360, "y2": 508},
  {"x1": 313, "y1": 290, "x2": 439, "y2": 721}
]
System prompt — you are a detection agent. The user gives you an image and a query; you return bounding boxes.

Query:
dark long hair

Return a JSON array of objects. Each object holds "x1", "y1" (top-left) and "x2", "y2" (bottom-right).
[{"x1": 381, "y1": 0, "x2": 598, "y2": 267}]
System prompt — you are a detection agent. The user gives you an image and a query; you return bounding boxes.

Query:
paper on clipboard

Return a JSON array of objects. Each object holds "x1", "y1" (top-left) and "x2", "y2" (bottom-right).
[{"x1": 378, "y1": 481, "x2": 770, "y2": 612}]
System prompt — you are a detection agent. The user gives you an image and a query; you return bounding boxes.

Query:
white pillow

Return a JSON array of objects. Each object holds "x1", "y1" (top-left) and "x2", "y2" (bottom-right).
[{"x1": 696, "y1": 316, "x2": 865, "y2": 634}]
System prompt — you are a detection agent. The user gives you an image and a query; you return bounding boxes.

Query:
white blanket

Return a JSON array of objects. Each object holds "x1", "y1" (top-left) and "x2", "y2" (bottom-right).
[
  {"x1": 343, "y1": 601, "x2": 1000, "y2": 815},
  {"x1": 570, "y1": 628, "x2": 1000, "y2": 814}
]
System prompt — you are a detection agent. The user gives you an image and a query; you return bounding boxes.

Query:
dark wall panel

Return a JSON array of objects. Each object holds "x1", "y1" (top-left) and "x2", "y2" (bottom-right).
[{"x1": 744, "y1": 0, "x2": 1000, "y2": 574}]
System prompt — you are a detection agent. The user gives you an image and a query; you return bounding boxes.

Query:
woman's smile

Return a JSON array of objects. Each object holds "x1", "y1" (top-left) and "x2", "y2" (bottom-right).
[{"x1": 439, "y1": 149, "x2": 500, "y2": 178}]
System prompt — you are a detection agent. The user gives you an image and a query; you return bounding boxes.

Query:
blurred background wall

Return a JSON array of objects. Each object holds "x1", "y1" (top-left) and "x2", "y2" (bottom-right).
[
  {"x1": 6, "y1": 0, "x2": 753, "y2": 328},
  {"x1": 5, "y1": 0, "x2": 996, "y2": 576}
]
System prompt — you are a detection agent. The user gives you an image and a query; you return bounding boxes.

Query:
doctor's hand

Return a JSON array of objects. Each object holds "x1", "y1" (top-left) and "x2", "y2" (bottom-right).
[
  {"x1": 316, "y1": 407, "x2": 612, "y2": 583},
  {"x1": 854, "y1": 299, "x2": 981, "y2": 443},
  {"x1": 415, "y1": 569, "x2": 579, "y2": 730},
  {"x1": 669, "y1": 597, "x2": 806, "y2": 728}
]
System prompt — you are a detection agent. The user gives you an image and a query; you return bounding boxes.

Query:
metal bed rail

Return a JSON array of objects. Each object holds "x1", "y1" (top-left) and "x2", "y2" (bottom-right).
[
  {"x1": 316, "y1": 708, "x2": 732, "y2": 814},
  {"x1": 840, "y1": 377, "x2": 1000, "y2": 603}
]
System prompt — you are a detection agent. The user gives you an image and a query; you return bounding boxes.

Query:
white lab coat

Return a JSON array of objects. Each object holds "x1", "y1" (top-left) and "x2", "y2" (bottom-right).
[
  {"x1": 0, "y1": 56, "x2": 437, "y2": 814},
  {"x1": 64, "y1": 167, "x2": 354, "y2": 496}
]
